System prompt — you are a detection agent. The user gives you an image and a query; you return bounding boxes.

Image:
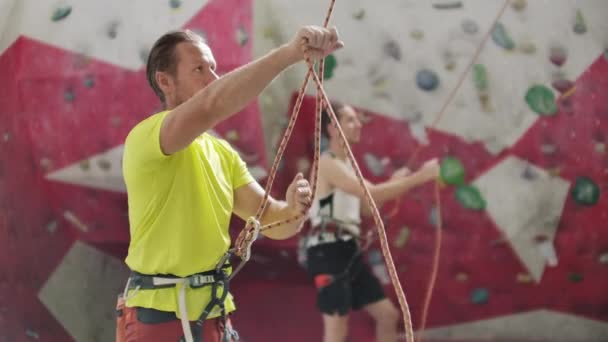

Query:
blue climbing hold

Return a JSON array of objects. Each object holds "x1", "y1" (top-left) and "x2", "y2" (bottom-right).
[{"x1": 416, "y1": 69, "x2": 439, "y2": 91}]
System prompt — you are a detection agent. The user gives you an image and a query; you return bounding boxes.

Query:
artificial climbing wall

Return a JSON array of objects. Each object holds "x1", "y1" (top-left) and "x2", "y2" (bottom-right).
[
  {"x1": 0, "y1": 0, "x2": 607, "y2": 341},
  {"x1": 246, "y1": 0, "x2": 608, "y2": 341},
  {"x1": 0, "y1": 1, "x2": 266, "y2": 341}
]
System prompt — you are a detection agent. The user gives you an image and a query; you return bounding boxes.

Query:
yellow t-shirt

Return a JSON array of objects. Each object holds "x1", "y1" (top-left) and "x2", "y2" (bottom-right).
[{"x1": 122, "y1": 111, "x2": 254, "y2": 320}]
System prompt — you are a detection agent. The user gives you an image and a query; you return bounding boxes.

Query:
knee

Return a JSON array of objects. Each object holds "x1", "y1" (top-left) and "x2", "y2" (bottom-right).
[{"x1": 376, "y1": 304, "x2": 400, "y2": 327}]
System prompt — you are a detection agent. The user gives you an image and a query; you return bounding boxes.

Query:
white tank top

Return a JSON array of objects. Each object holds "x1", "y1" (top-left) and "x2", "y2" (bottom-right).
[{"x1": 309, "y1": 153, "x2": 361, "y2": 236}]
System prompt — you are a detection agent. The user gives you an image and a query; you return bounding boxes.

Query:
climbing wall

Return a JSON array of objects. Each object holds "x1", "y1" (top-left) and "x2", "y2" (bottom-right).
[
  {"x1": 1, "y1": 0, "x2": 607, "y2": 341},
  {"x1": 0, "y1": 0, "x2": 266, "y2": 341},
  {"x1": 240, "y1": 0, "x2": 608, "y2": 341}
]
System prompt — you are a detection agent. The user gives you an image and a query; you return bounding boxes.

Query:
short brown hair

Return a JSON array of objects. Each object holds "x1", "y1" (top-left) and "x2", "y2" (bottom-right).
[
  {"x1": 146, "y1": 29, "x2": 204, "y2": 105},
  {"x1": 321, "y1": 100, "x2": 347, "y2": 138}
]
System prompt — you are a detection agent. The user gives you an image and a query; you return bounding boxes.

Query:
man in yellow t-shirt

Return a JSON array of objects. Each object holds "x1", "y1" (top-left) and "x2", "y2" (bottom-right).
[{"x1": 116, "y1": 27, "x2": 344, "y2": 342}]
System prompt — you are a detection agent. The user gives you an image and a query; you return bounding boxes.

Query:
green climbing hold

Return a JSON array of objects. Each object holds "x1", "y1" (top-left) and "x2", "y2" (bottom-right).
[
  {"x1": 394, "y1": 227, "x2": 410, "y2": 249},
  {"x1": 573, "y1": 9, "x2": 587, "y2": 34},
  {"x1": 571, "y1": 176, "x2": 600, "y2": 206},
  {"x1": 52, "y1": 6, "x2": 72, "y2": 22},
  {"x1": 470, "y1": 288, "x2": 489, "y2": 304},
  {"x1": 525, "y1": 85, "x2": 557, "y2": 116},
  {"x1": 491, "y1": 23, "x2": 515, "y2": 50},
  {"x1": 322, "y1": 54, "x2": 337, "y2": 80},
  {"x1": 568, "y1": 273, "x2": 584, "y2": 283},
  {"x1": 473, "y1": 64, "x2": 488, "y2": 91},
  {"x1": 456, "y1": 184, "x2": 486, "y2": 210},
  {"x1": 440, "y1": 157, "x2": 465, "y2": 185}
]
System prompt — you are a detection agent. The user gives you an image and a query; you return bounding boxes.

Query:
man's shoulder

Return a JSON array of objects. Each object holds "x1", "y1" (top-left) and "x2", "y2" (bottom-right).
[{"x1": 126, "y1": 111, "x2": 168, "y2": 142}]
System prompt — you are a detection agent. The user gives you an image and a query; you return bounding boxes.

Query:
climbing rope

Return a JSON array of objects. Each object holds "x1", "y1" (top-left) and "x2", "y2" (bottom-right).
[{"x1": 232, "y1": 1, "x2": 513, "y2": 342}]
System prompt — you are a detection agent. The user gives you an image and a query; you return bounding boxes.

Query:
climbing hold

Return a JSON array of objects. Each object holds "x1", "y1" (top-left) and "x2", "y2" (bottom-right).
[
  {"x1": 169, "y1": 0, "x2": 182, "y2": 9},
  {"x1": 540, "y1": 143, "x2": 558, "y2": 155},
  {"x1": 97, "y1": 158, "x2": 111, "y2": 171},
  {"x1": 547, "y1": 167, "x2": 561, "y2": 177},
  {"x1": 573, "y1": 9, "x2": 587, "y2": 34},
  {"x1": 549, "y1": 45, "x2": 567, "y2": 67},
  {"x1": 522, "y1": 164, "x2": 539, "y2": 180},
  {"x1": 40, "y1": 158, "x2": 53, "y2": 171},
  {"x1": 46, "y1": 220, "x2": 58, "y2": 233},
  {"x1": 52, "y1": 6, "x2": 72, "y2": 22},
  {"x1": 364, "y1": 153, "x2": 385, "y2": 176},
  {"x1": 139, "y1": 47, "x2": 150, "y2": 64},
  {"x1": 525, "y1": 85, "x2": 557, "y2": 116},
  {"x1": 519, "y1": 40, "x2": 537, "y2": 54},
  {"x1": 25, "y1": 329, "x2": 39, "y2": 339},
  {"x1": 225, "y1": 130, "x2": 239, "y2": 141},
  {"x1": 443, "y1": 50, "x2": 456, "y2": 71},
  {"x1": 440, "y1": 157, "x2": 465, "y2": 185},
  {"x1": 568, "y1": 273, "x2": 583, "y2": 283},
  {"x1": 470, "y1": 288, "x2": 489, "y2": 304},
  {"x1": 595, "y1": 143, "x2": 606, "y2": 154},
  {"x1": 352, "y1": 9, "x2": 365, "y2": 20},
  {"x1": 511, "y1": 0, "x2": 527, "y2": 12},
  {"x1": 473, "y1": 64, "x2": 488, "y2": 91},
  {"x1": 79, "y1": 160, "x2": 90, "y2": 171},
  {"x1": 384, "y1": 40, "x2": 401, "y2": 61},
  {"x1": 462, "y1": 19, "x2": 479, "y2": 35},
  {"x1": 456, "y1": 184, "x2": 486, "y2": 210},
  {"x1": 410, "y1": 29, "x2": 424, "y2": 40},
  {"x1": 571, "y1": 176, "x2": 600, "y2": 206},
  {"x1": 432, "y1": 1, "x2": 463, "y2": 10},
  {"x1": 107, "y1": 21, "x2": 119, "y2": 39},
  {"x1": 322, "y1": 54, "x2": 337, "y2": 80},
  {"x1": 84, "y1": 75, "x2": 95, "y2": 88},
  {"x1": 456, "y1": 272, "x2": 468, "y2": 282},
  {"x1": 491, "y1": 23, "x2": 515, "y2": 50},
  {"x1": 3, "y1": 132, "x2": 11, "y2": 142},
  {"x1": 516, "y1": 273, "x2": 533, "y2": 283},
  {"x1": 552, "y1": 79, "x2": 574, "y2": 93},
  {"x1": 599, "y1": 252, "x2": 608, "y2": 265},
  {"x1": 64, "y1": 89, "x2": 75, "y2": 102},
  {"x1": 236, "y1": 25, "x2": 248, "y2": 46},
  {"x1": 416, "y1": 69, "x2": 439, "y2": 91},
  {"x1": 394, "y1": 227, "x2": 410, "y2": 248}
]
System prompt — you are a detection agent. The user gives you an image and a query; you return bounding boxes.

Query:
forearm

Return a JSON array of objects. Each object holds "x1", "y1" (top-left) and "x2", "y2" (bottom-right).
[
  {"x1": 183, "y1": 45, "x2": 300, "y2": 130},
  {"x1": 259, "y1": 199, "x2": 306, "y2": 240},
  {"x1": 368, "y1": 172, "x2": 426, "y2": 205}
]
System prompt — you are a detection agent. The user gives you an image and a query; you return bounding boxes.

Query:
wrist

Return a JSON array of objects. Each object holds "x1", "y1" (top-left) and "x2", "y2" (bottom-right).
[{"x1": 277, "y1": 43, "x2": 302, "y2": 65}]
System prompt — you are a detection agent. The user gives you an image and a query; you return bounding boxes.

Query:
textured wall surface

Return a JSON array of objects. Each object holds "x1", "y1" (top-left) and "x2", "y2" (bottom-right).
[{"x1": 1, "y1": 0, "x2": 607, "y2": 341}]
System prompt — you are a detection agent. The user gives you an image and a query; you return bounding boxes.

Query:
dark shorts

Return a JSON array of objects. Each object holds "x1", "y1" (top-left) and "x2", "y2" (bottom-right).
[{"x1": 305, "y1": 238, "x2": 386, "y2": 316}]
